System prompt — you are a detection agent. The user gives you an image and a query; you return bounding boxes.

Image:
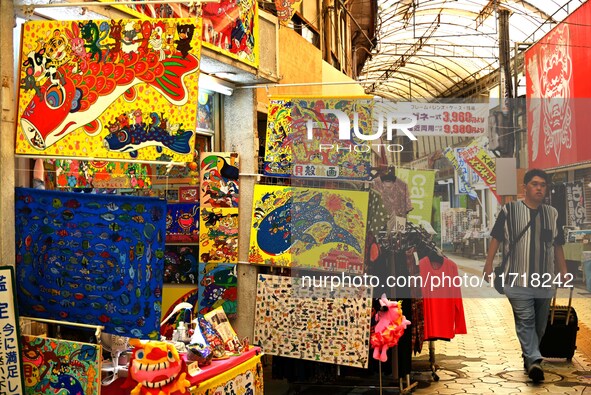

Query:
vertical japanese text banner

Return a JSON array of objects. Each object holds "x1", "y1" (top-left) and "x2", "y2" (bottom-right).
[
  {"x1": 396, "y1": 168, "x2": 436, "y2": 225},
  {"x1": 443, "y1": 147, "x2": 478, "y2": 199},
  {"x1": 566, "y1": 182, "x2": 586, "y2": 227},
  {"x1": 0, "y1": 266, "x2": 24, "y2": 395},
  {"x1": 458, "y1": 139, "x2": 501, "y2": 202}
]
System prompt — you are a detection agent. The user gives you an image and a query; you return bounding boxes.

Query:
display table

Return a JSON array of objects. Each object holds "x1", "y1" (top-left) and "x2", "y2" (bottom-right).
[{"x1": 102, "y1": 347, "x2": 263, "y2": 395}]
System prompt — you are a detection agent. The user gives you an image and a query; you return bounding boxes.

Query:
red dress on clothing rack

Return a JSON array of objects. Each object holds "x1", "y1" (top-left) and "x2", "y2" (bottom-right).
[{"x1": 418, "y1": 256, "x2": 467, "y2": 340}]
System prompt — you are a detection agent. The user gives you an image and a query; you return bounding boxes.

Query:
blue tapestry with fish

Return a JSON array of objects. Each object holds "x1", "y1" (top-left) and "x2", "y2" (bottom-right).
[{"x1": 15, "y1": 188, "x2": 166, "y2": 339}]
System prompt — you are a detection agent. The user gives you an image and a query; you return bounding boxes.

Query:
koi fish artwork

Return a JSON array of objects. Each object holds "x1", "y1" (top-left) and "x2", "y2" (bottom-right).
[{"x1": 16, "y1": 18, "x2": 202, "y2": 162}]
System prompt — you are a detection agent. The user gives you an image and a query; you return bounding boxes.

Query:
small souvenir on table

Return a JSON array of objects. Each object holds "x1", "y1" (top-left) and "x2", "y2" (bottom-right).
[
  {"x1": 186, "y1": 324, "x2": 213, "y2": 366},
  {"x1": 124, "y1": 339, "x2": 191, "y2": 395},
  {"x1": 197, "y1": 316, "x2": 227, "y2": 359},
  {"x1": 204, "y1": 306, "x2": 242, "y2": 354}
]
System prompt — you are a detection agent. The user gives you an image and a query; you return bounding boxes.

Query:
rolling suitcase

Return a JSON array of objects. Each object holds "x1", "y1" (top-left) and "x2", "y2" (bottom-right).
[{"x1": 539, "y1": 287, "x2": 578, "y2": 361}]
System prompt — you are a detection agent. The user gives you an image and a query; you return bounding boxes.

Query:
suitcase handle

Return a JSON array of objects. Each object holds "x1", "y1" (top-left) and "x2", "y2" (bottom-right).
[{"x1": 550, "y1": 286, "x2": 574, "y2": 325}]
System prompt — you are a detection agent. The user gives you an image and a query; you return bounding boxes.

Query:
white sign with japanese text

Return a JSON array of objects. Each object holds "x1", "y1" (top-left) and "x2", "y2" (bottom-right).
[
  {"x1": 398, "y1": 102, "x2": 489, "y2": 136},
  {"x1": 0, "y1": 266, "x2": 24, "y2": 395}
]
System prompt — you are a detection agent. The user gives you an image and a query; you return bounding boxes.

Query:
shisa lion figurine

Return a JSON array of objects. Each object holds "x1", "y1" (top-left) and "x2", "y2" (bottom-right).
[
  {"x1": 370, "y1": 293, "x2": 411, "y2": 362},
  {"x1": 124, "y1": 339, "x2": 191, "y2": 395}
]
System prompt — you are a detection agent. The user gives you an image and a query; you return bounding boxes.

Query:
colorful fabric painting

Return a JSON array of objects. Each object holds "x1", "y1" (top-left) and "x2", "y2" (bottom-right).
[
  {"x1": 152, "y1": 163, "x2": 194, "y2": 185},
  {"x1": 264, "y1": 97, "x2": 373, "y2": 179},
  {"x1": 198, "y1": 262, "x2": 237, "y2": 317},
  {"x1": 110, "y1": 0, "x2": 198, "y2": 19},
  {"x1": 200, "y1": 152, "x2": 240, "y2": 208},
  {"x1": 22, "y1": 335, "x2": 101, "y2": 395},
  {"x1": 166, "y1": 203, "x2": 199, "y2": 243},
  {"x1": 201, "y1": 0, "x2": 258, "y2": 67},
  {"x1": 179, "y1": 186, "x2": 199, "y2": 202},
  {"x1": 15, "y1": 18, "x2": 202, "y2": 162},
  {"x1": 199, "y1": 208, "x2": 239, "y2": 263},
  {"x1": 164, "y1": 245, "x2": 199, "y2": 284},
  {"x1": 249, "y1": 186, "x2": 369, "y2": 273},
  {"x1": 191, "y1": 352, "x2": 263, "y2": 395},
  {"x1": 275, "y1": 0, "x2": 302, "y2": 26},
  {"x1": 51, "y1": 159, "x2": 152, "y2": 189},
  {"x1": 15, "y1": 188, "x2": 166, "y2": 339},
  {"x1": 248, "y1": 185, "x2": 293, "y2": 266},
  {"x1": 114, "y1": 0, "x2": 258, "y2": 68},
  {"x1": 254, "y1": 274, "x2": 372, "y2": 368}
]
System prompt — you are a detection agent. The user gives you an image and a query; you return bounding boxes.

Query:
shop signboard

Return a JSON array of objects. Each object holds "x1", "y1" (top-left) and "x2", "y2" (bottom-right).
[
  {"x1": 15, "y1": 18, "x2": 201, "y2": 163},
  {"x1": 395, "y1": 168, "x2": 435, "y2": 224},
  {"x1": 526, "y1": 1, "x2": 591, "y2": 169},
  {"x1": 0, "y1": 266, "x2": 24, "y2": 395}
]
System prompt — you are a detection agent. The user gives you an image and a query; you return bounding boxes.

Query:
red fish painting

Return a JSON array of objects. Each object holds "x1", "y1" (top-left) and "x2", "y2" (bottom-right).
[{"x1": 16, "y1": 18, "x2": 202, "y2": 162}]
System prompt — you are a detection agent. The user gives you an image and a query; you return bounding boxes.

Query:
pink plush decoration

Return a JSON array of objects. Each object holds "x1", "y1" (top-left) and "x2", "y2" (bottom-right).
[{"x1": 370, "y1": 294, "x2": 411, "y2": 362}]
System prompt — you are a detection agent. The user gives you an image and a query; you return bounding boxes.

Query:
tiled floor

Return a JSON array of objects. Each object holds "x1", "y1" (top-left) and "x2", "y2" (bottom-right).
[{"x1": 264, "y1": 254, "x2": 591, "y2": 394}]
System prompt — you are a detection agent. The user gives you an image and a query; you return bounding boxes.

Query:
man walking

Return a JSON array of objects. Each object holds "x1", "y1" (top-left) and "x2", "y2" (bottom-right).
[{"x1": 483, "y1": 168, "x2": 568, "y2": 383}]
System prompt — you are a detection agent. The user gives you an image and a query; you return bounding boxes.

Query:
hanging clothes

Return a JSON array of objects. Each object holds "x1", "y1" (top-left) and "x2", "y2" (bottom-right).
[
  {"x1": 418, "y1": 256, "x2": 467, "y2": 340},
  {"x1": 372, "y1": 176, "x2": 413, "y2": 225}
]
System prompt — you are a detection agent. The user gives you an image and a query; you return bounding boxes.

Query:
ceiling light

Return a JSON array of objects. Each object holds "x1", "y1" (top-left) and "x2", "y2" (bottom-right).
[
  {"x1": 199, "y1": 74, "x2": 234, "y2": 96},
  {"x1": 212, "y1": 72, "x2": 237, "y2": 80}
]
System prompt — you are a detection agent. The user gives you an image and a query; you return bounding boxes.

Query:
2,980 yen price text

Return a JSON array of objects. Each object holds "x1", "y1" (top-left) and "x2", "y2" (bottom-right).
[{"x1": 495, "y1": 272, "x2": 574, "y2": 288}]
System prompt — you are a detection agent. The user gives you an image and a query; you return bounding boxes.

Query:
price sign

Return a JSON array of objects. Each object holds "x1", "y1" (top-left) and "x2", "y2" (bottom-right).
[{"x1": 397, "y1": 102, "x2": 489, "y2": 136}]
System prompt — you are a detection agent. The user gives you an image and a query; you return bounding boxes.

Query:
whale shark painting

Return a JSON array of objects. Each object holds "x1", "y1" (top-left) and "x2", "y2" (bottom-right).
[
  {"x1": 249, "y1": 185, "x2": 368, "y2": 273},
  {"x1": 16, "y1": 17, "x2": 202, "y2": 162}
]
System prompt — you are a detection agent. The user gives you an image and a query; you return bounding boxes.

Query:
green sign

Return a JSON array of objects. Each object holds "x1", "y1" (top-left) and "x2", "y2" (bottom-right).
[{"x1": 396, "y1": 168, "x2": 436, "y2": 225}]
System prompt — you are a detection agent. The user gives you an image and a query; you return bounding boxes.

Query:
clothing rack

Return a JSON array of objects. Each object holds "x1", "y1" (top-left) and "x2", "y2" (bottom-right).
[{"x1": 375, "y1": 223, "x2": 442, "y2": 382}]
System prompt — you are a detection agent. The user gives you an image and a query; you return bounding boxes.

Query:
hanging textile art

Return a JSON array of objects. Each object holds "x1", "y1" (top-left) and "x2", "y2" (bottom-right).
[
  {"x1": 164, "y1": 245, "x2": 199, "y2": 284},
  {"x1": 275, "y1": 0, "x2": 302, "y2": 26},
  {"x1": 106, "y1": 0, "x2": 199, "y2": 19},
  {"x1": 198, "y1": 262, "x2": 237, "y2": 318},
  {"x1": 22, "y1": 335, "x2": 101, "y2": 395},
  {"x1": 179, "y1": 186, "x2": 199, "y2": 202},
  {"x1": 15, "y1": 188, "x2": 166, "y2": 339},
  {"x1": 264, "y1": 97, "x2": 373, "y2": 180},
  {"x1": 249, "y1": 185, "x2": 368, "y2": 273},
  {"x1": 200, "y1": 152, "x2": 240, "y2": 208},
  {"x1": 201, "y1": 0, "x2": 258, "y2": 67},
  {"x1": 50, "y1": 159, "x2": 152, "y2": 189},
  {"x1": 152, "y1": 164, "x2": 194, "y2": 185},
  {"x1": 199, "y1": 207, "x2": 239, "y2": 263},
  {"x1": 114, "y1": 0, "x2": 258, "y2": 68},
  {"x1": 254, "y1": 274, "x2": 372, "y2": 368},
  {"x1": 166, "y1": 203, "x2": 200, "y2": 243},
  {"x1": 248, "y1": 185, "x2": 293, "y2": 266},
  {"x1": 16, "y1": 17, "x2": 202, "y2": 162}
]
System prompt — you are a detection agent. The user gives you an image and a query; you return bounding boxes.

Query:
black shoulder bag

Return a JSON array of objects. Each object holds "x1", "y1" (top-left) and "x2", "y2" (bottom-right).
[{"x1": 494, "y1": 214, "x2": 536, "y2": 294}]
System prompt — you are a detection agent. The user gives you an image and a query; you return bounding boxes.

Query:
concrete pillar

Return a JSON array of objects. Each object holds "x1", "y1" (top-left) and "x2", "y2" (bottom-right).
[
  {"x1": 0, "y1": 0, "x2": 16, "y2": 267},
  {"x1": 222, "y1": 88, "x2": 258, "y2": 341}
]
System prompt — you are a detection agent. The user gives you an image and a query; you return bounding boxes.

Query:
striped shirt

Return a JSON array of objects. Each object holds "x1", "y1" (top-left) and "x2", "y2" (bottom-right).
[{"x1": 490, "y1": 201, "x2": 564, "y2": 285}]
